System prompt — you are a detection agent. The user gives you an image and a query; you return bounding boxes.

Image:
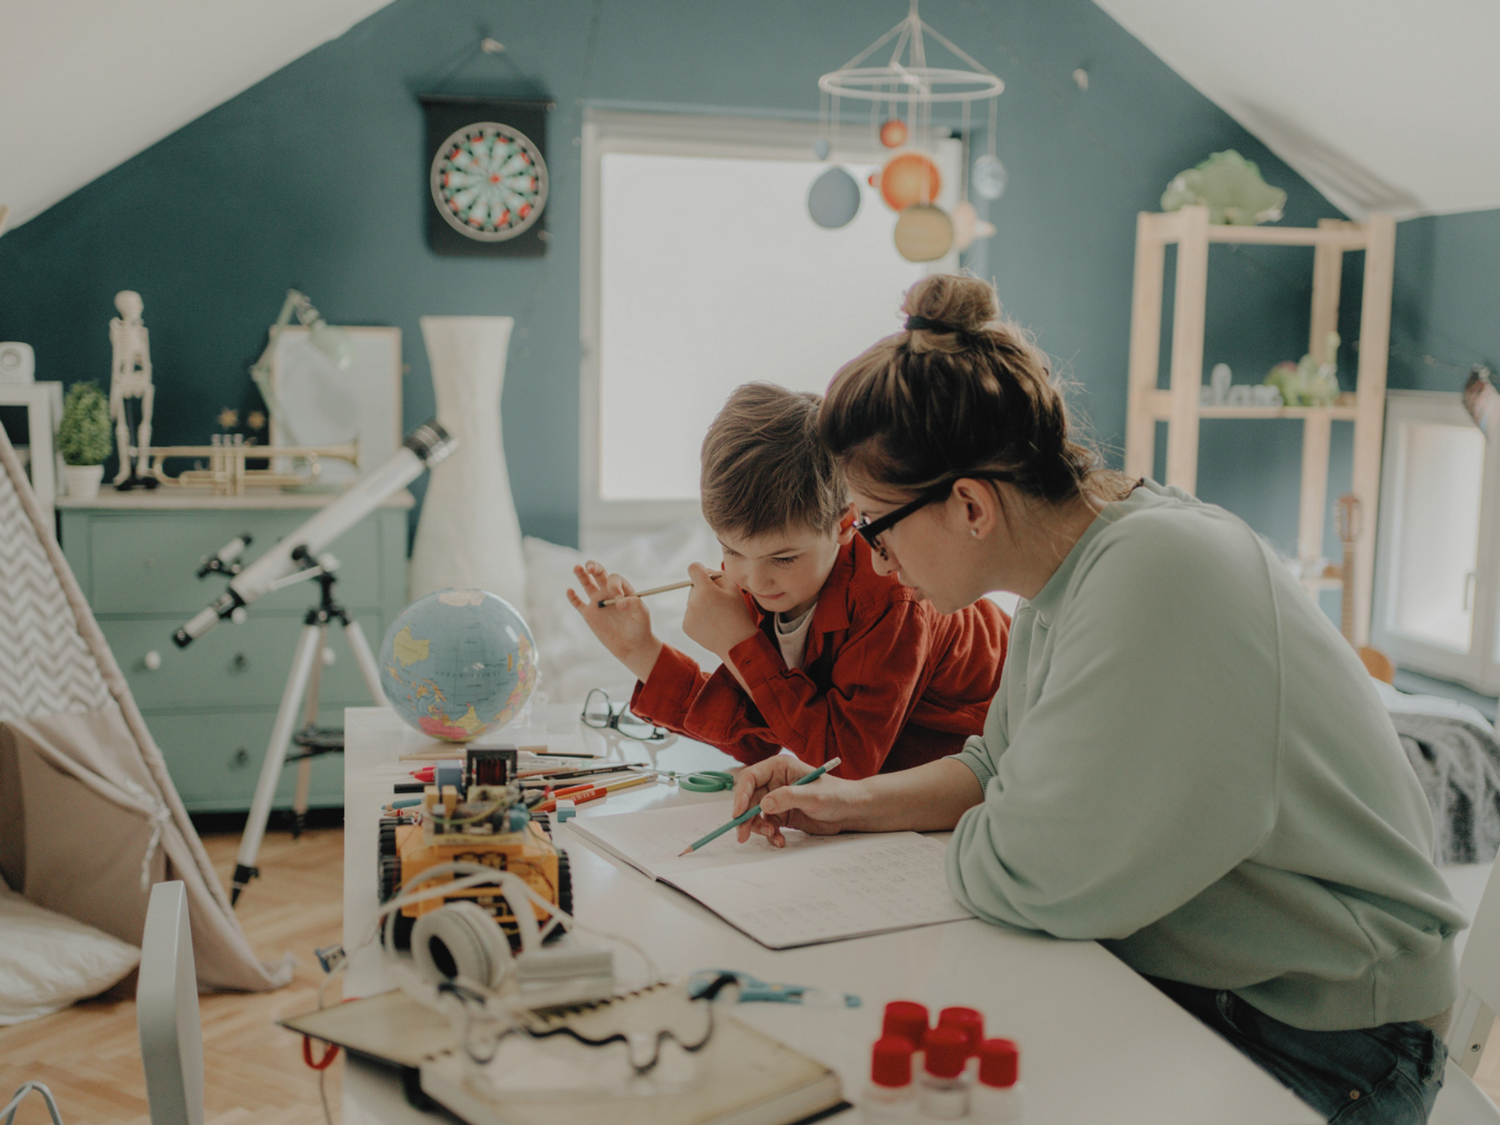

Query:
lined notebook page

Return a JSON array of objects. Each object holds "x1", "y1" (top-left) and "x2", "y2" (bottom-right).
[{"x1": 568, "y1": 802, "x2": 971, "y2": 948}]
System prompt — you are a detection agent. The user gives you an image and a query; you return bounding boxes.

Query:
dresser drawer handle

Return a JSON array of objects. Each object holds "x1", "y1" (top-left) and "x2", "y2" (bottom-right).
[
  {"x1": 232, "y1": 748, "x2": 250, "y2": 768},
  {"x1": 231, "y1": 654, "x2": 249, "y2": 672},
  {"x1": 143, "y1": 651, "x2": 162, "y2": 671}
]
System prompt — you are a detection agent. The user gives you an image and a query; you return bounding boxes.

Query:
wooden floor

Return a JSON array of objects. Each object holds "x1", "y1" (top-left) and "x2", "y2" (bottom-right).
[
  {"x1": 6, "y1": 822, "x2": 1500, "y2": 1124},
  {"x1": 0, "y1": 822, "x2": 346, "y2": 1125}
]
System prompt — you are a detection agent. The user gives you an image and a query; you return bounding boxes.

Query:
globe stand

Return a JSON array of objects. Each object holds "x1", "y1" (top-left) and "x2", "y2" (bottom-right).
[{"x1": 231, "y1": 553, "x2": 384, "y2": 906}]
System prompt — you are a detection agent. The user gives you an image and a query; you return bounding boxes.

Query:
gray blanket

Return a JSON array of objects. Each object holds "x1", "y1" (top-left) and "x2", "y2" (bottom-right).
[{"x1": 1393, "y1": 711, "x2": 1500, "y2": 865}]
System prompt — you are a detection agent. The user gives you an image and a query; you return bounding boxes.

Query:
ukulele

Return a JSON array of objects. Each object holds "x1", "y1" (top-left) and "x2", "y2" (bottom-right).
[{"x1": 1336, "y1": 494, "x2": 1395, "y2": 682}]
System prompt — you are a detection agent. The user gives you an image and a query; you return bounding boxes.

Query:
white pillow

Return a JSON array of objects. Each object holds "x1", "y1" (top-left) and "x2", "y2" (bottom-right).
[
  {"x1": 523, "y1": 517, "x2": 724, "y2": 707},
  {"x1": 0, "y1": 878, "x2": 141, "y2": 1025}
]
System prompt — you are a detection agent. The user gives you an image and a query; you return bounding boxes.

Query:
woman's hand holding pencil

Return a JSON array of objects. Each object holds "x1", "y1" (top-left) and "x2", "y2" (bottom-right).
[{"x1": 728, "y1": 755, "x2": 853, "y2": 849}]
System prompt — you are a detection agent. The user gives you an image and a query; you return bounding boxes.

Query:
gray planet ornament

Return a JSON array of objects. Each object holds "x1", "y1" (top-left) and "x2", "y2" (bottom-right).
[{"x1": 808, "y1": 165, "x2": 862, "y2": 229}]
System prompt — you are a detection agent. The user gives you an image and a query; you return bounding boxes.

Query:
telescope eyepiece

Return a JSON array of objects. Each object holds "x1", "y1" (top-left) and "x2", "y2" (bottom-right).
[{"x1": 404, "y1": 419, "x2": 456, "y2": 467}]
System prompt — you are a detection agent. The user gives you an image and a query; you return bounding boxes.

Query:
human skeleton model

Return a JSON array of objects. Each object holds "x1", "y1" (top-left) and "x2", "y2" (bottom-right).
[{"x1": 109, "y1": 290, "x2": 156, "y2": 488}]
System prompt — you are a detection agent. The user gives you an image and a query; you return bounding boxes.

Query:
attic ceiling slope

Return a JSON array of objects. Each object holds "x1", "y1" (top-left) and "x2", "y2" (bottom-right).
[
  {"x1": 1091, "y1": 0, "x2": 1500, "y2": 220},
  {"x1": 0, "y1": 0, "x2": 394, "y2": 229}
]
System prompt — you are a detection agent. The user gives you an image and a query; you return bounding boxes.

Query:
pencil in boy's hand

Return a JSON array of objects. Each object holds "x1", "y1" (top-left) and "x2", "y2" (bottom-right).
[
  {"x1": 597, "y1": 573, "x2": 723, "y2": 608},
  {"x1": 678, "y1": 757, "x2": 842, "y2": 856}
]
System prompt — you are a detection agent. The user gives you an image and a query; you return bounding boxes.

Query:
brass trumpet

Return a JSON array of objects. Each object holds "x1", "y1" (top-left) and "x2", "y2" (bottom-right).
[{"x1": 145, "y1": 434, "x2": 360, "y2": 495}]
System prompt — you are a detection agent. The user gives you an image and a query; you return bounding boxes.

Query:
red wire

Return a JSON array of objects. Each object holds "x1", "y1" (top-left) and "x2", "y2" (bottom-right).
[{"x1": 302, "y1": 1035, "x2": 340, "y2": 1069}]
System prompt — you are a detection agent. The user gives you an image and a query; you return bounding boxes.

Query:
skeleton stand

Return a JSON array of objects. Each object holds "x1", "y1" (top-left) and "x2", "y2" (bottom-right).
[{"x1": 231, "y1": 554, "x2": 383, "y2": 904}]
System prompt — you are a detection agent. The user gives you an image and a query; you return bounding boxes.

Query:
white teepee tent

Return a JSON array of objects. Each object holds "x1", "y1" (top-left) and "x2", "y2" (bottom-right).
[{"x1": 0, "y1": 422, "x2": 290, "y2": 992}]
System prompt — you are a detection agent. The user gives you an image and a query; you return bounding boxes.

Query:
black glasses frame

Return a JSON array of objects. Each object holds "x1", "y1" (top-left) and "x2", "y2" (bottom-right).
[
  {"x1": 580, "y1": 688, "x2": 670, "y2": 742},
  {"x1": 852, "y1": 470, "x2": 1012, "y2": 560}
]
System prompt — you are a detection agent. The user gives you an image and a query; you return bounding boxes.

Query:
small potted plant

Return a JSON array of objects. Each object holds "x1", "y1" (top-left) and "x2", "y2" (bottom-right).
[{"x1": 56, "y1": 382, "x2": 113, "y2": 499}]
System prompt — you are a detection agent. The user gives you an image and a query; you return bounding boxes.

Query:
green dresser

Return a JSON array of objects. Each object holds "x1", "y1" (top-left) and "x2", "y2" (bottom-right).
[{"x1": 57, "y1": 491, "x2": 411, "y2": 813}]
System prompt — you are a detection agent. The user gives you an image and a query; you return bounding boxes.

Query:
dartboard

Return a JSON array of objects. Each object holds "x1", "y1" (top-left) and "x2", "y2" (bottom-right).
[{"x1": 429, "y1": 122, "x2": 549, "y2": 242}]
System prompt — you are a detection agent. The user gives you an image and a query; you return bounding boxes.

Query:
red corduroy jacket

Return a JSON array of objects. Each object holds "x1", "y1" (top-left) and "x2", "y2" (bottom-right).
[{"x1": 629, "y1": 537, "x2": 1009, "y2": 779}]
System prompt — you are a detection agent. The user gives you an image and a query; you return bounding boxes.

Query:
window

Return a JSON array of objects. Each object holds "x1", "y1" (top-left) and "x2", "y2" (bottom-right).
[
  {"x1": 581, "y1": 110, "x2": 960, "y2": 543},
  {"x1": 1372, "y1": 391, "x2": 1500, "y2": 691}
]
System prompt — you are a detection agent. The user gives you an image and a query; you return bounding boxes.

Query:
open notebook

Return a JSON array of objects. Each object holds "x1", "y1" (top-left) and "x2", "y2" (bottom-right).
[{"x1": 568, "y1": 801, "x2": 971, "y2": 948}]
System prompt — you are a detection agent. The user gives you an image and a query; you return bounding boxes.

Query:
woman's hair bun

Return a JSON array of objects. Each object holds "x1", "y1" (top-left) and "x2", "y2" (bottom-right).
[{"x1": 903, "y1": 273, "x2": 998, "y2": 334}]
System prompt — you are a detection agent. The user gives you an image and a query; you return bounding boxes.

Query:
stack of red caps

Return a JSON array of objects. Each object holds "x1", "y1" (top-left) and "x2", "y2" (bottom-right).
[
  {"x1": 870, "y1": 1036, "x2": 916, "y2": 1087},
  {"x1": 921, "y1": 1027, "x2": 968, "y2": 1078},
  {"x1": 978, "y1": 1038, "x2": 1020, "y2": 1088},
  {"x1": 937, "y1": 1006, "x2": 985, "y2": 1055},
  {"x1": 882, "y1": 1000, "x2": 930, "y2": 1047}
]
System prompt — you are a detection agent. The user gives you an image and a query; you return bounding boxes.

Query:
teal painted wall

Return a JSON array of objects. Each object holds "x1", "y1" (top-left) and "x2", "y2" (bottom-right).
[
  {"x1": 1390, "y1": 208, "x2": 1500, "y2": 392},
  {"x1": 0, "y1": 0, "x2": 1352, "y2": 553}
]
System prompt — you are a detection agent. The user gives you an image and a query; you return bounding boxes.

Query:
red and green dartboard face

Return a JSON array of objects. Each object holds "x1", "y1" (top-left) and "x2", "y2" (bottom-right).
[{"x1": 430, "y1": 122, "x2": 549, "y2": 242}]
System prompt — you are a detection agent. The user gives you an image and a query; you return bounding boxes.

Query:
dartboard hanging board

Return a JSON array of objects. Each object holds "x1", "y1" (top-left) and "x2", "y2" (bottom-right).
[{"x1": 420, "y1": 95, "x2": 553, "y2": 257}]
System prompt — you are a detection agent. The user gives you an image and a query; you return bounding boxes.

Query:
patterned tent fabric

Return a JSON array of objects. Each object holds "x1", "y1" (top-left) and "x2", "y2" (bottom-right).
[
  {"x1": 0, "y1": 423, "x2": 290, "y2": 992},
  {"x1": 0, "y1": 472, "x2": 112, "y2": 723}
]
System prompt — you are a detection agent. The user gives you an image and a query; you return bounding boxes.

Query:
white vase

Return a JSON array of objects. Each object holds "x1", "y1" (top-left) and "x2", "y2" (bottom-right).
[
  {"x1": 408, "y1": 316, "x2": 528, "y2": 611},
  {"x1": 63, "y1": 463, "x2": 104, "y2": 500}
]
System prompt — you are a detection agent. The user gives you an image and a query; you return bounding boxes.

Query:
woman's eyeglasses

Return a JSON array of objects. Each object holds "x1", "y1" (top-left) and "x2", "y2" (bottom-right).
[
  {"x1": 581, "y1": 688, "x2": 670, "y2": 742},
  {"x1": 852, "y1": 471, "x2": 1011, "y2": 560}
]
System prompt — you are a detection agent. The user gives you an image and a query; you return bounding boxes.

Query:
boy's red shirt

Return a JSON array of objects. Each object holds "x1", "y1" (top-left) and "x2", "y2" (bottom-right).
[{"x1": 629, "y1": 537, "x2": 1009, "y2": 779}]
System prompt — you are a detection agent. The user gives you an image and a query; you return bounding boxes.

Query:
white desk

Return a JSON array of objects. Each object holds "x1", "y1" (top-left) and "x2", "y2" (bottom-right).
[{"x1": 340, "y1": 706, "x2": 1321, "y2": 1125}]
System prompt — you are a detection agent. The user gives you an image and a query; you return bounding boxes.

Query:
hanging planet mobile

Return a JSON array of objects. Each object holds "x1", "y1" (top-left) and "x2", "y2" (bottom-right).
[{"x1": 430, "y1": 122, "x2": 550, "y2": 242}]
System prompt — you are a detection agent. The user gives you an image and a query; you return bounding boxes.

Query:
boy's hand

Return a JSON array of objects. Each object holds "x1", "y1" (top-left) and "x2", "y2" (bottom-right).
[
  {"x1": 565, "y1": 562, "x2": 663, "y2": 683},
  {"x1": 730, "y1": 755, "x2": 860, "y2": 846},
  {"x1": 682, "y1": 562, "x2": 759, "y2": 661}
]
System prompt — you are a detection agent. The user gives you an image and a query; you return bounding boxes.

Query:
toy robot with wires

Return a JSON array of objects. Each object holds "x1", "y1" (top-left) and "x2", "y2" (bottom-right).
[{"x1": 379, "y1": 747, "x2": 573, "y2": 958}]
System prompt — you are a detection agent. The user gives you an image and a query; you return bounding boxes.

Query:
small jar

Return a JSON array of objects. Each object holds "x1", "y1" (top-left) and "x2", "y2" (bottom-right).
[
  {"x1": 972, "y1": 1038, "x2": 1022, "y2": 1123},
  {"x1": 938, "y1": 1006, "x2": 985, "y2": 1074},
  {"x1": 919, "y1": 1027, "x2": 970, "y2": 1120},
  {"x1": 861, "y1": 1035, "x2": 918, "y2": 1125},
  {"x1": 882, "y1": 1000, "x2": 929, "y2": 1047}
]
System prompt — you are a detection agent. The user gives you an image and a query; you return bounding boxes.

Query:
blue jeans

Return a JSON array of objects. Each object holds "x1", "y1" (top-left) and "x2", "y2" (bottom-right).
[{"x1": 1146, "y1": 977, "x2": 1447, "y2": 1123}]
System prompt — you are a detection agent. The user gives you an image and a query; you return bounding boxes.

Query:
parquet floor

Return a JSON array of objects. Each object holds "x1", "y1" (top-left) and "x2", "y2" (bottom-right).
[
  {"x1": 0, "y1": 820, "x2": 345, "y2": 1125},
  {"x1": 5, "y1": 820, "x2": 1500, "y2": 1124}
]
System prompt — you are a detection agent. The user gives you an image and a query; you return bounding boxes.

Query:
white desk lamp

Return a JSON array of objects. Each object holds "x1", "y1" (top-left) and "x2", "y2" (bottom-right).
[{"x1": 248, "y1": 289, "x2": 353, "y2": 445}]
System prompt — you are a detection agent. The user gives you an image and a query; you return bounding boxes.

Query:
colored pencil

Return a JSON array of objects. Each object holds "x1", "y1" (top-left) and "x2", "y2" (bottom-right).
[
  {"x1": 678, "y1": 757, "x2": 842, "y2": 856},
  {"x1": 596, "y1": 573, "x2": 723, "y2": 607}
]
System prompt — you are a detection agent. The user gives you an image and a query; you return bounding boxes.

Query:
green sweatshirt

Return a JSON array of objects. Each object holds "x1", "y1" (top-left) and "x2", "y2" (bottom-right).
[{"x1": 949, "y1": 480, "x2": 1465, "y2": 1031}]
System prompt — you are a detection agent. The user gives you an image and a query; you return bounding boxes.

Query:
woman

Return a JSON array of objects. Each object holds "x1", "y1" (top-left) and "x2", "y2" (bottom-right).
[{"x1": 731, "y1": 274, "x2": 1464, "y2": 1123}]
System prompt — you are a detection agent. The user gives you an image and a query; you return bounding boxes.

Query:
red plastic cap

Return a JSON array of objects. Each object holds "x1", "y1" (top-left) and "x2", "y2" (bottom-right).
[
  {"x1": 923, "y1": 1027, "x2": 968, "y2": 1078},
  {"x1": 978, "y1": 1038, "x2": 1020, "y2": 1088},
  {"x1": 882, "y1": 1000, "x2": 930, "y2": 1048},
  {"x1": 937, "y1": 1006, "x2": 985, "y2": 1055},
  {"x1": 871, "y1": 1035, "x2": 915, "y2": 1087}
]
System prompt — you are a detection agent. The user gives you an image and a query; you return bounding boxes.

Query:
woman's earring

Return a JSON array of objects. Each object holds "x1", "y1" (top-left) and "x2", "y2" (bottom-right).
[{"x1": 971, "y1": 529, "x2": 979, "y2": 538}]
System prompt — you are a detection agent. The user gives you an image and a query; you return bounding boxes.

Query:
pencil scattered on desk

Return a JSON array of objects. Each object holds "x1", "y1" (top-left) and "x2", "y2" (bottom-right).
[
  {"x1": 533, "y1": 773, "x2": 655, "y2": 814},
  {"x1": 596, "y1": 573, "x2": 723, "y2": 607},
  {"x1": 679, "y1": 757, "x2": 842, "y2": 856}
]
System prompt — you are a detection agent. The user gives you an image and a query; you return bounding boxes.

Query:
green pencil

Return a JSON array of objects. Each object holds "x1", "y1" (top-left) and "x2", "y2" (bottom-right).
[{"x1": 678, "y1": 757, "x2": 843, "y2": 856}]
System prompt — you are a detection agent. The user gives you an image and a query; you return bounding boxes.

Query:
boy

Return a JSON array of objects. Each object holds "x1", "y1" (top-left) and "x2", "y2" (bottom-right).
[{"x1": 566, "y1": 382, "x2": 1008, "y2": 779}]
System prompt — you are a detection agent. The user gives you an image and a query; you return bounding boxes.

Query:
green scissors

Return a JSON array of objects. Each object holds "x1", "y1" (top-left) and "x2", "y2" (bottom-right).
[{"x1": 657, "y1": 769, "x2": 735, "y2": 793}]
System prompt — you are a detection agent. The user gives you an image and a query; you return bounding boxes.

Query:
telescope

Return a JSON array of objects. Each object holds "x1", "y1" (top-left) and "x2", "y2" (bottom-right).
[{"x1": 174, "y1": 419, "x2": 455, "y2": 647}]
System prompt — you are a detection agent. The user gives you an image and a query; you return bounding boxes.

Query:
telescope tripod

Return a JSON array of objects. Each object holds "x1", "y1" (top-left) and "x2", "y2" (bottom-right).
[{"x1": 231, "y1": 562, "x2": 383, "y2": 905}]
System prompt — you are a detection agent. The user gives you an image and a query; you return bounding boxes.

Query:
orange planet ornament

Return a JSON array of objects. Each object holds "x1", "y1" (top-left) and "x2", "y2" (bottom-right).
[
  {"x1": 879, "y1": 118, "x2": 908, "y2": 148},
  {"x1": 879, "y1": 151, "x2": 942, "y2": 211}
]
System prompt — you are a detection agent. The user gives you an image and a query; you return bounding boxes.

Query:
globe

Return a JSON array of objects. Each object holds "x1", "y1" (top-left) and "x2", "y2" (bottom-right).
[{"x1": 379, "y1": 588, "x2": 538, "y2": 742}]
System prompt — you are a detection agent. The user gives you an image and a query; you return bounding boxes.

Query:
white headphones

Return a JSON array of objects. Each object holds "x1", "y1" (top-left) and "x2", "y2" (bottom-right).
[
  {"x1": 381, "y1": 863, "x2": 548, "y2": 993},
  {"x1": 412, "y1": 900, "x2": 514, "y2": 989}
]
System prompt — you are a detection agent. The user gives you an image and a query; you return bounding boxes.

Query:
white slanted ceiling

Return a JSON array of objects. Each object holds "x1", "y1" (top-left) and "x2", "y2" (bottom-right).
[
  {"x1": 0, "y1": 0, "x2": 392, "y2": 229},
  {"x1": 1093, "y1": 0, "x2": 1500, "y2": 220}
]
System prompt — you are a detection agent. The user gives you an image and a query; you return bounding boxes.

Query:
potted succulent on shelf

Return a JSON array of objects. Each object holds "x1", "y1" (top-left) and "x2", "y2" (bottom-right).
[{"x1": 56, "y1": 382, "x2": 113, "y2": 499}]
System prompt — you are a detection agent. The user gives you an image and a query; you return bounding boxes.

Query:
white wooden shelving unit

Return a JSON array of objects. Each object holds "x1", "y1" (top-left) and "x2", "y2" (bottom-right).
[{"x1": 1123, "y1": 204, "x2": 1397, "y2": 646}]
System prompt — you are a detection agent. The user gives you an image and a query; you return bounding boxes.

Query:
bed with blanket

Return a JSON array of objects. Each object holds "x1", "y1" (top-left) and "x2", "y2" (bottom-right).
[{"x1": 1375, "y1": 680, "x2": 1500, "y2": 866}]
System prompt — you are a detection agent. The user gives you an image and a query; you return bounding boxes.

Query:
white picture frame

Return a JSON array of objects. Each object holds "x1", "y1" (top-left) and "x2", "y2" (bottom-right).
[
  {"x1": 0, "y1": 381, "x2": 63, "y2": 522},
  {"x1": 269, "y1": 325, "x2": 402, "y2": 485}
]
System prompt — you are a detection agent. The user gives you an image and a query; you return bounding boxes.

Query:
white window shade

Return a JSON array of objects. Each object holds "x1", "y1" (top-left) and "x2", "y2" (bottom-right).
[{"x1": 582, "y1": 111, "x2": 960, "y2": 540}]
